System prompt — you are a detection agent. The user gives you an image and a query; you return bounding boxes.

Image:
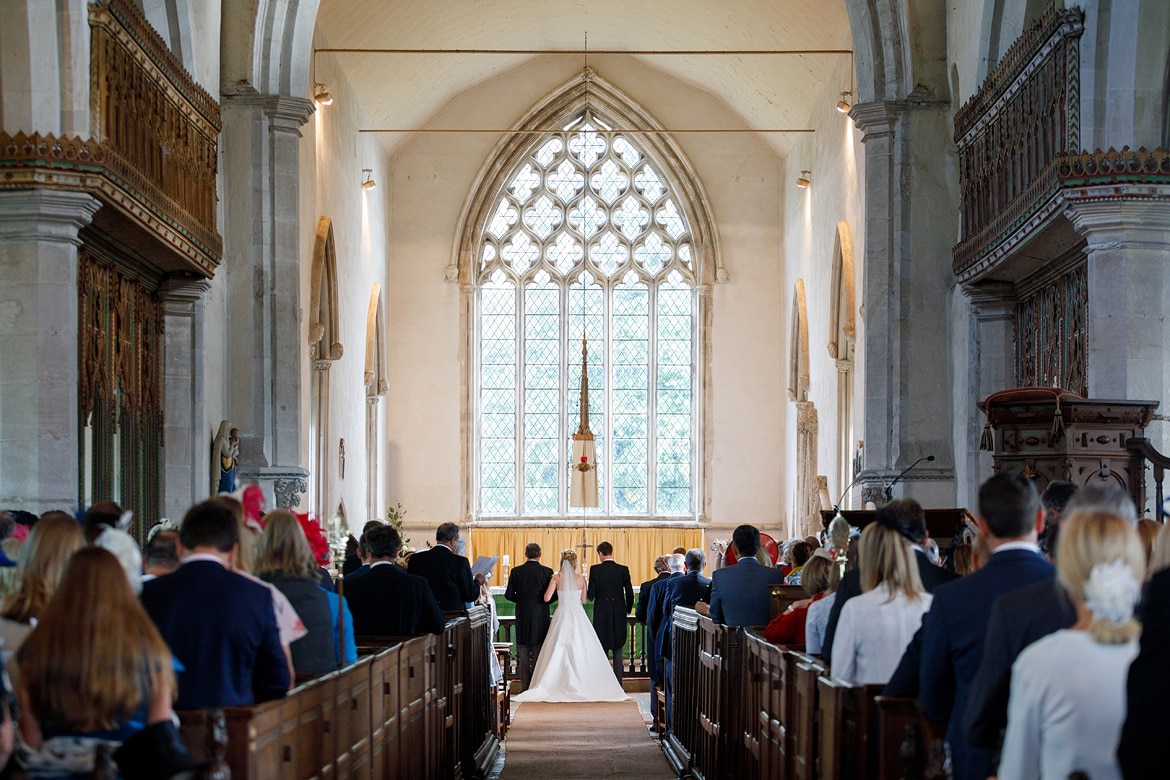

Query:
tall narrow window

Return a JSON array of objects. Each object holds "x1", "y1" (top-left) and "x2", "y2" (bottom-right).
[{"x1": 475, "y1": 112, "x2": 698, "y2": 519}]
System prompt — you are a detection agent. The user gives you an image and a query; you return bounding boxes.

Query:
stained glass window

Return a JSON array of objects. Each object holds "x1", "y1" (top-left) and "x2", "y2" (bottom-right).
[{"x1": 476, "y1": 112, "x2": 697, "y2": 518}]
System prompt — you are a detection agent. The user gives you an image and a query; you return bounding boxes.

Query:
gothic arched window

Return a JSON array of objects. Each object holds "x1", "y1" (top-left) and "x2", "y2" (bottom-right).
[{"x1": 475, "y1": 110, "x2": 699, "y2": 519}]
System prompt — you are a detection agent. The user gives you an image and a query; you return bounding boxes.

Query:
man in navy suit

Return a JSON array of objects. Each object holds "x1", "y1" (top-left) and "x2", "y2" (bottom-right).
[
  {"x1": 650, "y1": 548, "x2": 711, "y2": 726},
  {"x1": 141, "y1": 500, "x2": 290, "y2": 710},
  {"x1": 917, "y1": 472, "x2": 1051, "y2": 780},
  {"x1": 822, "y1": 499, "x2": 958, "y2": 659},
  {"x1": 964, "y1": 480, "x2": 1135, "y2": 752},
  {"x1": 709, "y1": 525, "x2": 786, "y2": 627},
  {"x1": 636, "y1": 555, "x2": 671, "y2": 627},
  {"x1": 1119, "y1": 566, "x2": 1170, "y2": 777},
  {"x1": 345, "y1": 525, "x2": 445, "y2": 637},
  {"x1": 643, "y1": 554, "x2": 684, "y2": 707},
  {"x1": 407, "y1": 522, "x2": 484, "y2": 612}
]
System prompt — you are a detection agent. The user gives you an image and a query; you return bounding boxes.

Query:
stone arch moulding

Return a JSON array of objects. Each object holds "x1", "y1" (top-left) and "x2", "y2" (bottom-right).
[
  {"x1": 365, "y1": 283, "x2": 388, "y2": 396},
  {"x1": 223, "y1": 0, "x2": 322, "y2": 97},
  {"x1": 843, "y1": 0, "x2": 948, "y2": 103},
  {"x1": 789, "y1": 280, "x2": 811, "y2": 402},
  {"x1": 310, "y1": 216, "x2": 344, "y2": 361},
  {"x1": 827, "y1": 221, "x2": 857, "y2": 360},
  {"x1": 449, "y1": 68, "x2": 725, "y2": 287}
]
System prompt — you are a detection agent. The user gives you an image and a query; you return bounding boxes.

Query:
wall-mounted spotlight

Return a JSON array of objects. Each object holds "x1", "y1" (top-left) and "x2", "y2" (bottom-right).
[
  {"x1": 836, "y1": 91, "x2": 853, "y2": 114},
  {"x1": 362, "y1": 169, "x2": 377, "y2": 190},
  {"x1": 314, "y1": 83, "x2": 333, "y2": 106},
  {"x1": 796, "y1": 170, "x2": 811, "y2": 189}
]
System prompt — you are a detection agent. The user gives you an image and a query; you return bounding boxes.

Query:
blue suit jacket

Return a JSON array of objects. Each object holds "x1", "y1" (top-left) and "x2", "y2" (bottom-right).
[
  {"x1": 141, "y1": 560, "x2": 290, "y2": 710},
  {"x1": 1119, "y1": 567, "x2": 1170, "y2": 777},
  {"x1": 708, "y1": 558, "x2": 786, "y2": 627},
  {"x1": 650, "y1": 570, "x2": 712, "y2": 659},
  {"x1": 918, "y1": 548, "x2": 1054, "y2": 780}
]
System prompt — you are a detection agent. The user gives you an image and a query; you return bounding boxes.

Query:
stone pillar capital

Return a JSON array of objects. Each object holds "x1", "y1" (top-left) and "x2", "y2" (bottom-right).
[
  {"x1": 159, "y1": 276, "x2": 212, "y2": 312},
  {"x1": 963, "y1": 281, "x2": 1017, "y2": 320},
  {"x1": 1064, "y1": 191, "x2": 1170, "y2": 250},
  {"x1": 0, "y1": 190, "x2": 101, "y2": 245},
  {"x1": 849, "y1": 101, "x2": 899, "y2": 141}
]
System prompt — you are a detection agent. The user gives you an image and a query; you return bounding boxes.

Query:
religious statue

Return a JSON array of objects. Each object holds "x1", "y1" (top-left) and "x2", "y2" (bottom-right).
[{"x1": 212, "y1": 421, "x2": 240, "y2": 495}]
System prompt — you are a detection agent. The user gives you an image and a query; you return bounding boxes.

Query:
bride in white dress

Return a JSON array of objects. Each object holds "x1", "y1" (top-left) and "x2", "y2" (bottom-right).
[{"x1": 512, "y1": 550, "x2": 628, "y2": 702}]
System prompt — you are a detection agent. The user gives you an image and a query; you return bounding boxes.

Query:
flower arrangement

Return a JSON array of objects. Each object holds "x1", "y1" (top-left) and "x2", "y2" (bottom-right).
[{"x1": 387, "y1": 503, "x2": 410, "y2": 563}]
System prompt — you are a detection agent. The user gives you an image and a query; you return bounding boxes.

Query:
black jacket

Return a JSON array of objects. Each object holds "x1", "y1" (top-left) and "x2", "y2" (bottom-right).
[
  {"x1": 345, "y1": 563, "x2": 445, "y2": 637},
  {"x1": 504, "y1": 560, "x2": 556, "y2": 645},
  {"x1": 406, "y1": 545, "x2": 479, "y2": 612},
  {"x1": 588, "y1": 559, "x2": 634, "y2": 650}
]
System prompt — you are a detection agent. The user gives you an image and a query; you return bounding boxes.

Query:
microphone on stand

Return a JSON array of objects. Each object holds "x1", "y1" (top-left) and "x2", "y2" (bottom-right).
[
  {"x1": 834, "y1": 471, "x2": 873, "y2": 512},
  {"x1": 883, "y1": 455, "x2": 936, "y2": 502}
]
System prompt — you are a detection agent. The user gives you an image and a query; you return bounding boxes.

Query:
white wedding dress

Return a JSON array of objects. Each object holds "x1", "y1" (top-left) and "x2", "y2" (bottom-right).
[{"x1": 512, "y1": 560, "x2": 629, "y2": 702}]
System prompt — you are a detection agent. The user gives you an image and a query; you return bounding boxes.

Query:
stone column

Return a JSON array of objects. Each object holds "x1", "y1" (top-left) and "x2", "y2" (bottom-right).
[
  {"x1": 366, "y1": 394, "x2": 381, "y2": 524},
  {"x1": 1067, "y1": 194, "x2": 1170, "y2": 453},
  {"x1": 160, "y1": 277, "x2": 211, "y2": 519},
  {"x1": 0, "y1": 190, "x2": 100, "y2": 512},
  {"x1": 958, "y1": 282, "x2": 1016, "y2": 505},
  {"x1": 850, "y1": 99, "x2": 959, "y2": 507},
  {"x1": 221, "y1": 91, "x2": 314, "y2": 509}
]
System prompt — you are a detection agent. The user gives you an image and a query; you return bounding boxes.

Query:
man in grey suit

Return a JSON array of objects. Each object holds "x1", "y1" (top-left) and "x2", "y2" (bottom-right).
[
  {"x1": 587, "y1": 541, "x2": 634, "y2": 682},
  {"x1": 504, "y1": 542, "x2": 556, "y2": 691},
  {"x1": 709, "y1": 525, "x2": 786, "y2": 627}
]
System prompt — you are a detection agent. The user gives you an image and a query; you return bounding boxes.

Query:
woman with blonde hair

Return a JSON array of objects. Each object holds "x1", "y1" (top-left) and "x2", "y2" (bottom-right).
[
  {"x1": 512, "y1": 549, "x2": 628, "y2": 702},
  {"x1": 999, "y1": 509, "x2": 1143, "y2": 779},
  {"x1": 15, "y1": 547, "x2": 188, "y2": 775},
  {"x1": 830, "y1": 520, "x2": 932, "y2": 684},
  {"x1": 765, "y1": 550, "x2": 838, "y2": 648},
  {"x1": 255, "y1": 511, "x2": 356, "y2": 676},
  {"x1": 0, "y1": 513, "x2": 85, "y2": 659}
]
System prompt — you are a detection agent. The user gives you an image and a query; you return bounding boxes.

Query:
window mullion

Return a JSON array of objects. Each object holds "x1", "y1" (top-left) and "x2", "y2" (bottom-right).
[
  {"x1": 648, "y1": 280, "x2": 659, "y2": 517},
  {"x1": 515, "y1": 281, "x2": 525, "y2": 517},
  {"x1": 559, "y1": 282, "x2": 568, "y2": 518}
]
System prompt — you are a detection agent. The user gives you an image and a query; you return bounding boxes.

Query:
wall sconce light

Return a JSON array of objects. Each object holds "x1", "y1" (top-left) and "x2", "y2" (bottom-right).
[
  {"x1": 836, "y1": 91, "x2": 853, "y2": 113},
  {"x1": 796, "y1": 170, "x2": 811, "y2": 189},
  {"x1": 314, "y1": 83, "x2": 333, "y2": 106},
  {"x1": 362, "y1": 169, "x2": 376, "y2": 190}
]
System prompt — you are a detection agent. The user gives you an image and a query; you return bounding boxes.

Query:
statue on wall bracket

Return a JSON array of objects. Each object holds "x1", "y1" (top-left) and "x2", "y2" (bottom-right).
[{"x1": 213, "y1": 421, "x2": 240, "y2": 495}]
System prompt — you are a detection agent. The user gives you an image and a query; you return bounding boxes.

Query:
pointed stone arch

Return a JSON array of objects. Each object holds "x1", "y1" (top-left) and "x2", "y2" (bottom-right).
[
  {"x1": 788, "y1": 280, "x2": 810, "y2": 403},
  {"x1": 364, "y1": 284, "x2": 387, "y2": 524},
  {"x1": 827, "y1": 221, "x2": 857, "y2": 362},
  {"x1": 310, "y1": 216, "x2": 344, "y2": 362},
  {"x1": 450, "y1": 68, "x2": 724, "y2": 287}
]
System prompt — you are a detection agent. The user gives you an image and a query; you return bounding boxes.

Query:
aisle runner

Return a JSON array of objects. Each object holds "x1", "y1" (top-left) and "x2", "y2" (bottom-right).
[{"x1": 500, "y1": 701, "x2": 675, "y2": 779}]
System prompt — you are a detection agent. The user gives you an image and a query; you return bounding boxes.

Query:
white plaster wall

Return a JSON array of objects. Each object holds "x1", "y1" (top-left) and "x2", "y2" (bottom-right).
[
  {"x1": 385, "y1": 55, "x2": 788, "y2": 535},
  {"x1": 300, "y1": 47, "x2": 391, "y2": 531},
  {"x1": 779, "y1": 59, "x2": 866, "y2": 530}
]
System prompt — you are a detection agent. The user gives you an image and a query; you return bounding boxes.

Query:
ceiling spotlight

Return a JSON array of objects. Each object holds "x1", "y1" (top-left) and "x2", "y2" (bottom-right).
[
  {"x1": 362, "y1": 169, "x2": 376, "y2": 191},
  {"x1": 796, "y1": 170, "x2": 811, "y2": 189},
  {"x1": 836, "y1": 91, "x2": 853, "y2": 114},
  {"x1": 314, "y1": 83, "x2": 333, "y2": 106}
]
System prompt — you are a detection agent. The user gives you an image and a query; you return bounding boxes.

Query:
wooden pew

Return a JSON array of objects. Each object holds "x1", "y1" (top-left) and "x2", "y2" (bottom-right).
[
  {"x1": 665, "y1": 606, "x2": 702, "y2": 776},
  {"x1": 693, "y1": 616, "x2": 726, "y2": 780},
  {"x1": 874, "y1": 697, "x2": 948, "y2": 780},
  {"x1": 178, "y1": 610, "x2": 499, "y2": 780},
  {"x1": 817, "y1": 675, "x2": 882, "y2": 780},
  {"x1": 787, "y1": 651, "x2": 827, "y2": 780}
]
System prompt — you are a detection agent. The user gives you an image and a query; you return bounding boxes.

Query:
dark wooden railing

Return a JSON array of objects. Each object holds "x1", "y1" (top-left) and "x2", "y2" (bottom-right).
[
  {"x1": 178, "y1": 606, "x2": 500, "y2": 780},
  {"x1": 1127, "y1": 436, "x2": 1170, "y2": 522},
  {"x1": 666, "y1": 609, "x2": 946, "y2": 780}
]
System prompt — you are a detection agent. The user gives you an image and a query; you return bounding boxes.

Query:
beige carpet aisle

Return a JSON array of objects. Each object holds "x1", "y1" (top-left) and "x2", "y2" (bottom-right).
[{"x1": 499, "y1": 701, "x2": 676, "y2": 778}]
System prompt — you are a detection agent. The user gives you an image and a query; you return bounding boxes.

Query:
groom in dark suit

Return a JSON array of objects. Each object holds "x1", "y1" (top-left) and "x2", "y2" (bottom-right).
[
  {"x1": 588, "y1": 541, "x2": 634, "y2": 682},
  {"x1": 504, "y1": 542, "x2": 556, "y2": 691}
]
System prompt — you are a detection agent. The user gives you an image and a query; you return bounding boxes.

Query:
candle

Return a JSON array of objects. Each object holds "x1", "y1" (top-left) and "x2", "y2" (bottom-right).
[{"x1": 502, "y1": 555, "x2": 510, "y2": 568}]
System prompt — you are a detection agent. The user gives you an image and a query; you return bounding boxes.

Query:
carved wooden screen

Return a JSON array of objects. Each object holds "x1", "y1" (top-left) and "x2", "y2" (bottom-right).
[
  {"x1": 953, "y1": 3, "x2": 1084, "y2": 273},
  {"x1": 1015, "y1": 262, "x2": 1087, "y2": 395},
  {"x1": 79, "y1": 247, "x2": 163, "y2": 537}
]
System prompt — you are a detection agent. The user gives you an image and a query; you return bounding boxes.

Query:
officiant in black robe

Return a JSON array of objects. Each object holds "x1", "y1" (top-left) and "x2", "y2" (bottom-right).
[{"x1": 504, "y1": 543, "x2": 557, "y2": 691}]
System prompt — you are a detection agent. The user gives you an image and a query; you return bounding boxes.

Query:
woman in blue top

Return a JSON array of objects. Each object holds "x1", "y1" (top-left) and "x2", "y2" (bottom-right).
[
  {"x1": 16, "y1": 547, "x2": 176, "y2": 776},
  {"x1": 256, "y1": 511, "x2": 357, "y2": 676}
]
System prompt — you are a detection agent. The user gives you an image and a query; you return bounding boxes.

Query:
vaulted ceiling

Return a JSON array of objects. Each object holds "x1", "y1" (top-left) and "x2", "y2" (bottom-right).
[{"x1": 314, "y1": 0, "x2": 853, "y2": 156}]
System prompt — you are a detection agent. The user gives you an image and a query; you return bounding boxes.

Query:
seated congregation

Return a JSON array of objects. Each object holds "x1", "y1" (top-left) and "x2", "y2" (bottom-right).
[
  {"x1": 0, "y1": 499, "x2": 497, "y2": 779},
  {"x1": 1, "y1": 471, "x2": 1167, "y2": 779},
  {"x1": 663, "y1": 475, "x2": 1170, "y2": 780}
]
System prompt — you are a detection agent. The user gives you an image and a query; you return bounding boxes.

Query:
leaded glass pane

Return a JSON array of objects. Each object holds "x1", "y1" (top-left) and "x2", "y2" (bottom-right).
[
  {"x1": 656, "y1": 273, "x2": 692, "y2": 514},
  {"x1": 612, "y1": 278, "x2": 649, "y2": 513},
  {"x1": 523, "y1": 273, "x2": 561, "y2": 514},
  {"x1": 566, "y1": 274, "x2": 606, "y2": 513},
  {"x1": 479, "y1": 281, "x2": 516, "y2": 514},
  {"x1": 476, "y1": 110, "x2": 698, "y2": 520}
]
